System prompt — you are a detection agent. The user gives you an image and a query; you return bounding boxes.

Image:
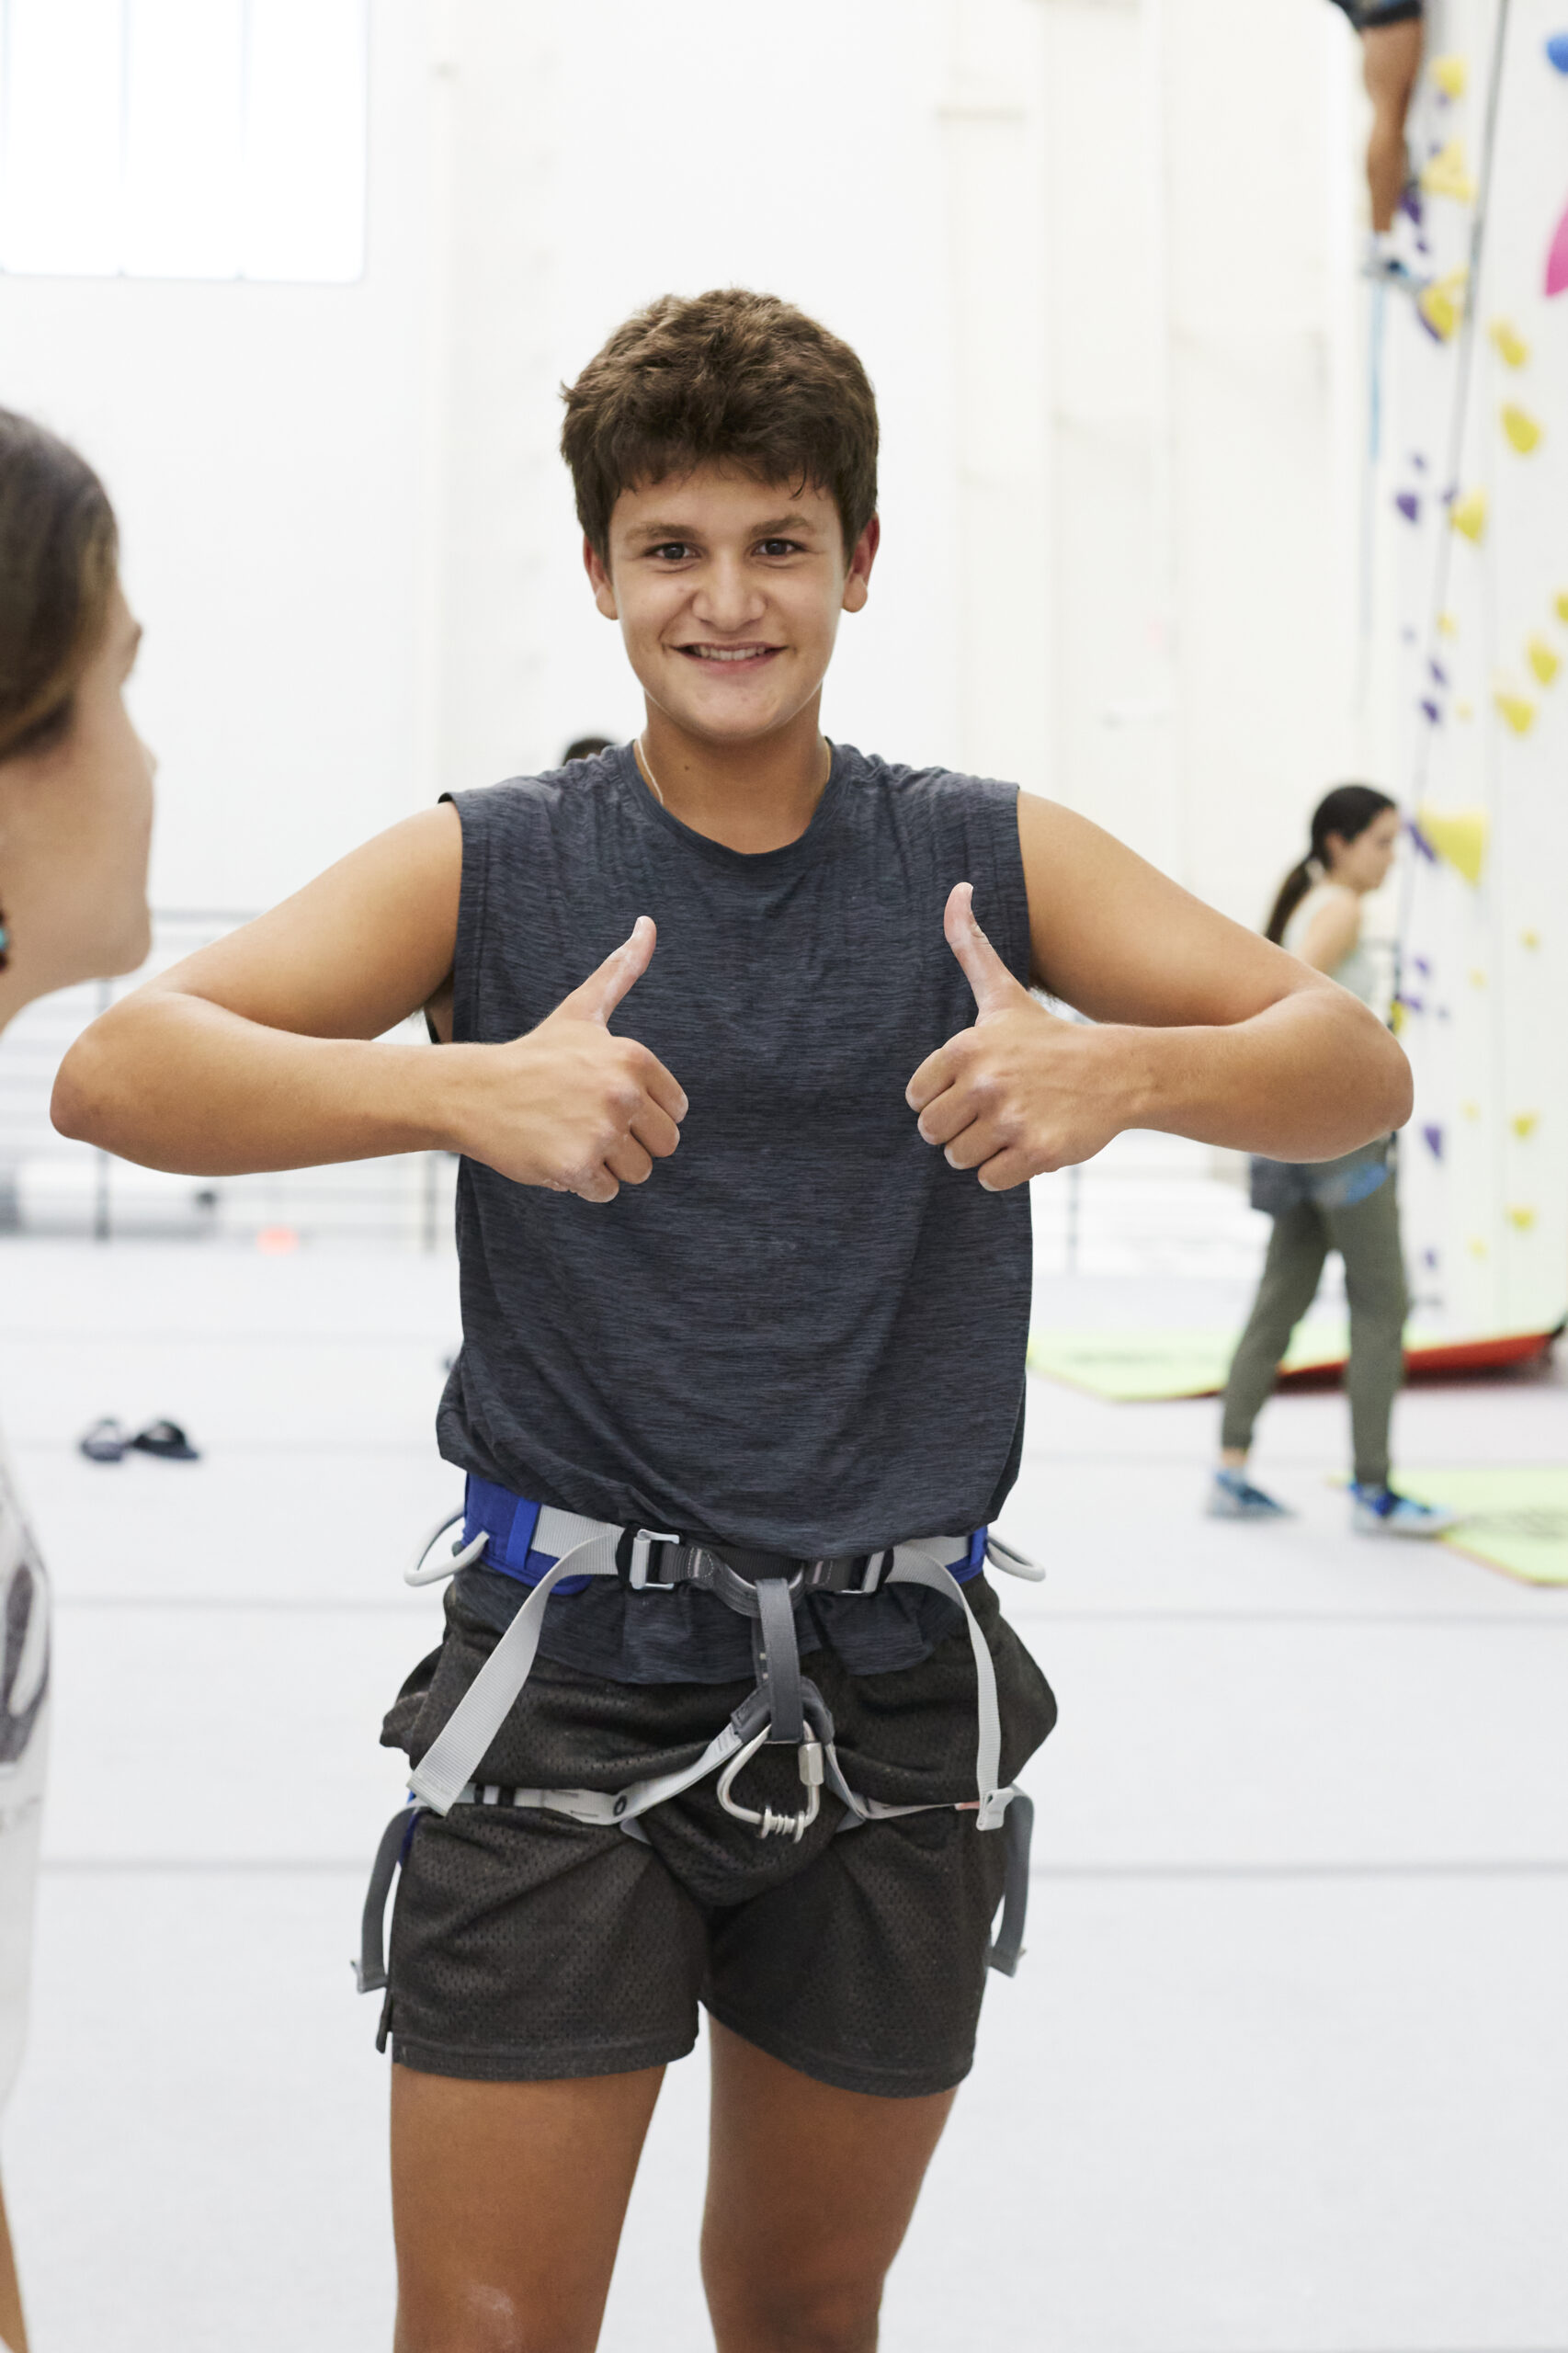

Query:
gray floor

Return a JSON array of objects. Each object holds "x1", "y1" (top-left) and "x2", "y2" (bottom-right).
[{"x1": 1, "y1": 1235, "x2": 1564, "y2": 2352}]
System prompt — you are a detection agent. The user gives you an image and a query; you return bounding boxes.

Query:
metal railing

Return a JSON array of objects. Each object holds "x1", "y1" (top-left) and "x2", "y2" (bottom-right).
[{"x1": 0, "y1": 911, "x2": 456, "y2": 1251}]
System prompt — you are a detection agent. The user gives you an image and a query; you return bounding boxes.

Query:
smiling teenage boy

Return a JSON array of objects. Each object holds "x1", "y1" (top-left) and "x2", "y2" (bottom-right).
[{"x1": 55, "y1": 290, "x2": 1410, "y2": 2353}]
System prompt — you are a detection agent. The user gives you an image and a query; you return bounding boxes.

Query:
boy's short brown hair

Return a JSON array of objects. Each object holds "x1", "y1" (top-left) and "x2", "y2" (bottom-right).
[{"x1": 561, "y1": 289, "x2": 878, "y2": 563}]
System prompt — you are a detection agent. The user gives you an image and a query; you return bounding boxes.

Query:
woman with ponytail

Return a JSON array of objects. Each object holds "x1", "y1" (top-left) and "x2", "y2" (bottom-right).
[
  {"x1": 1210, "y1": 785, "x2": 1455, "y2": 1537},
  {"x1": 0, "y1": 409, "x2": 154, "y2": 2353}
]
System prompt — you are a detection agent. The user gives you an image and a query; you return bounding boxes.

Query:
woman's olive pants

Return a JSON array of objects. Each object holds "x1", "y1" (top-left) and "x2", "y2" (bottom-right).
[{"x1": 1220, "y1": 1174, "x2": 1409, "y2": 1488}]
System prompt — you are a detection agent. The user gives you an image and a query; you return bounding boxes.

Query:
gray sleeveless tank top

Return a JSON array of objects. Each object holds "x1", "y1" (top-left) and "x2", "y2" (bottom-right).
[{"x1": 435, "y1": 742, "x2": 1033, "y2": 1680}]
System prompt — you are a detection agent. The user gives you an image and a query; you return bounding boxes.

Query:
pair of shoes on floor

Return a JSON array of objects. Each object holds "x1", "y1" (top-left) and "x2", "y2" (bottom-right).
[
  {"x1": 1349, "y1": 1482, "x2": 1458, "y2": 1539},
  {"x1": 79, "y1": 1417, "x2": 200, "y2": 1464}
]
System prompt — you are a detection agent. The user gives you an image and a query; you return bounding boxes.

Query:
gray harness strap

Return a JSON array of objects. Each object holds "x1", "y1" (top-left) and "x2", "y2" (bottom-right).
[{"x1": 753, "y1": 1574, "x2": 804, "y2": 1746}]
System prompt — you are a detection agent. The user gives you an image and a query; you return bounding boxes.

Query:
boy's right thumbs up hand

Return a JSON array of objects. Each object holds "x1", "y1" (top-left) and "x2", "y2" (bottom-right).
[{"x1": 445, "y1": 916, "x2": 687, "y2": 1200}]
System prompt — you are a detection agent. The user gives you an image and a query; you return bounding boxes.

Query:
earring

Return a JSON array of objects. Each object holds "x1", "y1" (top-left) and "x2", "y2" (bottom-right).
[{"x1": 0, "y1": 904, "x2": 8, "y2": 971}]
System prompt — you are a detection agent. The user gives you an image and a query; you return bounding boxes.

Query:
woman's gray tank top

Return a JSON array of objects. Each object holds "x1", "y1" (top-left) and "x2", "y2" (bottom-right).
[{"x1": 435, "y1": 742, "x2": 1033, "y2": 1681}]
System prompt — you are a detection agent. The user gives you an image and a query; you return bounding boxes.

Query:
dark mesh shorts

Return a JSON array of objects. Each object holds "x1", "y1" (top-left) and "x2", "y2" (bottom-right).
[
  {"x1": 1329, "y1": 0, "x2": 1423, "y2": 28},
  {"x1": 379, "y1": 1576, "x2": 1056, "y2": 2098}
]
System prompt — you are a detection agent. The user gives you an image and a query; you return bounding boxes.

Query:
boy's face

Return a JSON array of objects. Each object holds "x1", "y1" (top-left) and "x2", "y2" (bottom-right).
[{"x1": 585, "y1": 465, "x2": 878, "y2": 749}]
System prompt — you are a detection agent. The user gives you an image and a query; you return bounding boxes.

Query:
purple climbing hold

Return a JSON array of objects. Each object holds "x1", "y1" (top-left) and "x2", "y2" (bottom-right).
[
  {"x1": 1441, "y1": 484, "x2": 1458, "y2": 506},
  {"x1": 1422, "y1": 1124, "x2": 1444, "y2": 1162},
  {"x1": 1401, "y1": 995, "x2": 1425, "y2": 1015},
  {"x1": 1400, "y1": 183, "x2": 1425, "y2": 225},
  {"x1": 1402, "y1": 625, "x2": 1417, "y2": 644},
  {"x1": 1413, "y1": 956, "x2": 1431, "y2": 977},
  {"x1": 1408, "y1": 819, "x2": 1437, "y2": 862},
  {"x1": 1422, "y1": 1247, "x2": 1439, "y2": 1270},
  {"x1": 1420, "y1": 699, "x2": 1441, "y2": 724},
  {"x1": 1411, "y1": 452, "x2": 1428, "y2": 472},
  {"x1": 1395, "y1": 490, "x2": 1421, "y2": 524},
  {"x1": 1429, "y1": 659, "x2": 1448, "y2": 685},
  {"x1": 1546, "y1": 31, "x2": 1568, "y2": 73}
]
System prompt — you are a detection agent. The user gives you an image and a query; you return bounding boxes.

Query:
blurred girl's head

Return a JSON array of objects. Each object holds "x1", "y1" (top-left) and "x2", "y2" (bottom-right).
[
  {"x1": 1265, "y1": 783, "x2": 1399, "y2": 944},
  {"x1": 0, "y1": 410, "x2": 153, "y2": 1029}
]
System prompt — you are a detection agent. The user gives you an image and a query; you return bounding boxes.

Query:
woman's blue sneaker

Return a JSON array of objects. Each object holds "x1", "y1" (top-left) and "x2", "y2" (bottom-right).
[
  {"x1": 1351, "y1": 1483, "x2": 1459, "y2": 1539},
  {"x1": 1208, "y1": 1469, "x2": 1291, "y2": 1520}
]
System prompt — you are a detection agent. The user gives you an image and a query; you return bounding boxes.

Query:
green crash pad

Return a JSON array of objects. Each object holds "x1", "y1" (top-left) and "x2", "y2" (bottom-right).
[
  {"x1": 1392, "y1": 1467, "x2": 1568, "y2": 1588},
  {"x1": 1026, "y1": 1324, "x2": 1348, "y2": 1403}
]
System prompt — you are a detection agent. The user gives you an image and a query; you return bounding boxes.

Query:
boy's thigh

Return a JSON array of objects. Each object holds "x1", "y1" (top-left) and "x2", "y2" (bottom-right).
[
  {"x1": 702, "y1": 1804, "x2": 1009, "y2": 2101},
  {"x1": 702, "y1": 2018, "x2": 957, "y2": 2345},
  {"x1": 392, "y1": 2062, "x2": 665, "y2": 2353},
  {"x1": 387, "y1": 1803, "x2": 710, "y2": 2083}
]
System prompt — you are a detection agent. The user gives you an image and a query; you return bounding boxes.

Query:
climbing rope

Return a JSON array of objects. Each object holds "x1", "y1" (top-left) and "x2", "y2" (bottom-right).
[{"x1": 1394, "y1": 0, "x2": 1515, "y2": 1001}]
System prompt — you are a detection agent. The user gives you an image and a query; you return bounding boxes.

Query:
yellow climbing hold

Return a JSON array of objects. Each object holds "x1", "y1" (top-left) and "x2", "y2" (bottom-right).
[
  {"x1": 1437, "y1": 611, "x2": 1458, "y2": 638},
  {"x1": 1421, "y1": 139, "x2": 1477, "y2": 203},
  {"x1": 1450, "y1": 488, "x2": 1487, "y2": 541},
  {"x1": 1527, "y1": 635, "x2": 1560, "y2": 687},
  {"x1": 1456, "y1": 699, "x2": 1474, "y2": 721},
  {"x1": 1430, "y1": 53, "x2": 1468, "y2": 97},
  {"x1": 1469, "y1": 968, "x2": 1487, "y2": 987},
  {"x1": 1520, "y1": 929, "x2": 1540, "y2": 949},
  {"x1": 1468, "y1": 1235, "x2": 1489, "y2": 1258},
  {"x1": 1418, "y1": 276, "x2": 1466, "y2": 341},
  {"x1": 1502, "y1": 404, "x2": 1542, "y2": 454},
  {"x1": 1511, "y1": 1113, "x2": 1539, "y2": 1141},
  {"x1": 1506, "y1": 1207, "x2": 1537, "y2": 1233},
  {"x1": 1494, "y1": 688, "x2": 1537, "y2": 735},
  {"x1": 1488, "y1": 318, "x2": 1529, "y2": 368},
  {"x1": 1418, "y1": 805, "x2": 1489, "y2": 884},
  {"x1": 1389, "y1": 1000, "x2": 1407, "y2": 1035},
  {"x1": 1555, "y1": 592, "x2": 1568, "y2": 626}
]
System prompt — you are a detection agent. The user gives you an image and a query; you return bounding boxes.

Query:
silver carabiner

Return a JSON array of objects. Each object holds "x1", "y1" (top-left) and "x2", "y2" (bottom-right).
[{"x1": 716, "y1": 1723, "x2": 824, "y2": 1842}]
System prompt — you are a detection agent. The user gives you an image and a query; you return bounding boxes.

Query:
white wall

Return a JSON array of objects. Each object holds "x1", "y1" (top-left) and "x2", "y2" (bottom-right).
[
  {"x1": 0, "y1": 0, "x2": 1377, "y2": 930},
  {"x1": 0, "y1": 3, "x2": 438, "y2": 911}
]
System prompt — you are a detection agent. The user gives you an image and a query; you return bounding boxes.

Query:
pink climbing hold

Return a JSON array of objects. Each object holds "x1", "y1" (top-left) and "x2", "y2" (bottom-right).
[{"x1": 1547, "y1": 198, "x2": 1568, "y2": 298}]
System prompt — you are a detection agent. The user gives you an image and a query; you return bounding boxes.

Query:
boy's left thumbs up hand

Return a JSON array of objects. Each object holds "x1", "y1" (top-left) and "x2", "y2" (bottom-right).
[{"x1": 904, "y1": 882, "x2": 1137, "y2": 1192}]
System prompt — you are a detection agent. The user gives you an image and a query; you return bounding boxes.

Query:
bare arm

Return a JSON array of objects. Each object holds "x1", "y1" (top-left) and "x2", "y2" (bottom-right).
[
  {"x1": 52, "y1": 804, "x2": 687, "y2": 1202},
  {"x1": 906, "y1": 795, "x2": 1410, "y2": 1190}
]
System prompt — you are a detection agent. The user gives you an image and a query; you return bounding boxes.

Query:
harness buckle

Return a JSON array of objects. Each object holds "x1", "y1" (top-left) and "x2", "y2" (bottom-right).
[
  {"x1": 797, "y1": 1550, "x2": 889, "y2": 1596},
  {"x1": 628, "y1": 1529, "x2": 683, "y2": 1590}
]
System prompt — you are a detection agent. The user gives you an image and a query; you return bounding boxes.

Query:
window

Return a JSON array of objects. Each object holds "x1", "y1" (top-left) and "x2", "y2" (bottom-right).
[{"x1": 0, "y1": 0, "x2": 368, "y2": 281}]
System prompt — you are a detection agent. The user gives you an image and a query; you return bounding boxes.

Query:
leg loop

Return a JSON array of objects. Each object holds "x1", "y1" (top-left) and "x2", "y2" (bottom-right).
[
  {"x1": 355, "y1": 1802, "x2": 421, "y2": 1994},
  {"x1": 985, "y1": 1791, "x2": 1035, "y2": 1976}
]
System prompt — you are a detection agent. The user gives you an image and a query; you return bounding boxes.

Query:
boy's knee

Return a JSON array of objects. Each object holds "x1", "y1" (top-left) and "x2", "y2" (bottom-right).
[
  {"x1": 395, "y1": 2290, "x2": 596, "y2": 2353},
  {"x1": 713, "y1": 2270, "x2": 882, "y2": 2353}
]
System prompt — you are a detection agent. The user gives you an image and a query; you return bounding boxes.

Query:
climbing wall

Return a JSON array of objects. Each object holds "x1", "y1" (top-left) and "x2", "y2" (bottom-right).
[{"x1": 1381, "y1": 0, "x2": 1568, "y2": 1346}]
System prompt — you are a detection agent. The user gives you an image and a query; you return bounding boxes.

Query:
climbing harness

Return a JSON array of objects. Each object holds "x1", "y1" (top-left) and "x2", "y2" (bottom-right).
[{"x1": 357, "y1": 1480, "x2": 1045, "y2": 1995}]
